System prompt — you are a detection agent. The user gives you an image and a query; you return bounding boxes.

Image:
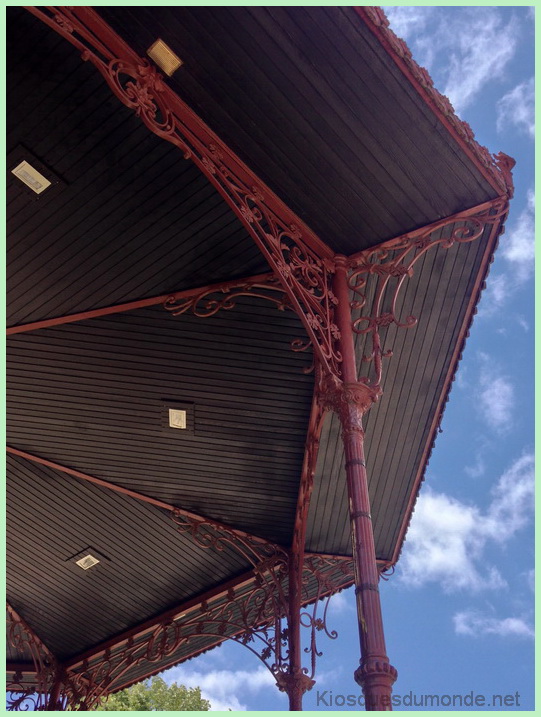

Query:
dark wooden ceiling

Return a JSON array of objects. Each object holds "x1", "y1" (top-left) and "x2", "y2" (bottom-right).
[
  {"x1": 7, "y1": 7, "x2": 269, "y2": 328},
  {"x1": 6, "y1": 5, "x2": 503, "y2": 682},
  {"x1": 98, "y1": 5, "x2": 498, "y2": 254}
]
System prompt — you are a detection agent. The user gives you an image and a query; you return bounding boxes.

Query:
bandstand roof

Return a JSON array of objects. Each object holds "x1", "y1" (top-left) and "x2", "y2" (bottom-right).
[{"x1": 6, "y1": 5, "x2": 512, "y2": 697}]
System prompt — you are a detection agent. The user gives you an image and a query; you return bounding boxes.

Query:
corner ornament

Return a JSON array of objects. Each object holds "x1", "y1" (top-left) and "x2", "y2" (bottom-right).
[{"x1": 347, "y1": 199, "x2": 510, "y2": 395}]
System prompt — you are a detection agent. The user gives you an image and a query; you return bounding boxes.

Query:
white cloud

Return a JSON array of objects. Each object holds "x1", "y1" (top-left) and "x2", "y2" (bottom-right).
[
  {"x1": 501, "y1": 189, "x2": 535, "y2": 282},
  {"x1": 385, "y1": 7, "x2": 519, "y2": 114},
  {"x1": 398, "y1": 490, "x2": 505, "y2": 592},
  {"x1": 164, "y1": 665, "x2": 282, "y2": 711},
  {"x1": 476, "y1": 352, "x2": 514, "y2": 434},
  {"x1": 399, "y1": 454, "x2": 534, "y2": 592},
  {"x1": 479, "y1": 189, "x2": 535, "y2": 316},
  {"x1": 383, "y1": 6, "x2": 434, "y2": 41},
  {"x1": 454, "y1": 609, "x2": 534, "y2": 639},
  {"x1": 327, "y1": 590, "x2": 353, "y2": 615},
  {"x1": 484, "y1": 453, "x2": 535, "y2": 541},
  {"x1": 497, "y1": 78, "x2": 535, "y2": 138},
  {"x1": 464, "y1": 453, "x2": 486, "y2": 479},
  {"x1": 464, "y1": 436, "x2": 491, "y2": 478},
  {"x1": 479, "y1": 275, "x2": 507, "y2": 317},
  {"x1": 442, "y1": 10, "x2": 519, "y2": 113}
]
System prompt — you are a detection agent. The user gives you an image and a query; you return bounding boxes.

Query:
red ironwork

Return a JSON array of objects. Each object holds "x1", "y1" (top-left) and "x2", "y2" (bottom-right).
[
  {"x1": 320, "y1": 257, "x2": 397, "y2": 711},
  {"x1": 6, "y1": 272, "x2": 275, "y2": 335},
  {"x1": 6, "y1": 605, "x2": 65, "y2": 711},
  {"x1": 291, "y1": 392, "x2": 327, "y2": 562},
  {"x1": 50, "y1": 556, "x2": 352, "y2": 709},
  {"x1": 347, "y1": 198, "x2": 510, "y2": 395},
  {"x1": 171, "y1": 514, "x2": 349, "y2": 708},
  {"x1": 8, "y1": 446, "x2": 351, "y2": 709},
  {"x1": 163, "y1": 275, "x2": 288, "y2": 318},
  {"x1": 356, "y1": 6, "x2": 516, "y2": 199},
  {"x1": 25, "y1": 6, "x2": 343, "y2": 380},
  {"x1": 163, "y1": 274, "x2": 314, "y2": 369},
  {"x1": 14, "y1": 7, "x2": 517, "y2": 713}
]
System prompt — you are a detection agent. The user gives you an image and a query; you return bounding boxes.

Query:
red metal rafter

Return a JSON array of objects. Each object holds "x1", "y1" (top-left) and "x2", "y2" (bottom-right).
[
  {"x1": 6, "y1": 446, "x2": 278, "y2": 550},
  {"x1": 25, "y1": 6, "x2": 343, "y2": 381},
  {"x1": 356, "y1": 6, "x2": 515, "y2": 199},
  {"x1": 6, "y1": 272, "x2": 276, "y2": 335}
]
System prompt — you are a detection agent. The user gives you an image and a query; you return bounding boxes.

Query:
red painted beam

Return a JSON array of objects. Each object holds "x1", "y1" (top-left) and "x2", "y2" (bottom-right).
[
  {"x1": 6, "y1": 273, "x2": 275, "y2": 335},
  {"x1": 6, "y1": 446, "x2": 277, "y2": 547},
  {"x1": 24, "y1": 6, "x2": 333, "y2": 263},
  {"x1": 6, "y1": 662, "x2": 37, "y2": 675}
]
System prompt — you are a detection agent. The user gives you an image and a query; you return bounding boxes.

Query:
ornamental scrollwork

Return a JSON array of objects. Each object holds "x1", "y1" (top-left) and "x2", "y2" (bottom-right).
[
  {"x1": 194, "y1": 150, "x2": 342, "y2": 378},
  {"x1": 163, "y1": 276, "x2": 289, "y2": 318},
  {"x1": 299, "y1": 557, "x2": 354, "y2": 681},
  {"x1": 6, "y1": 605, "x2": 64, "y2": 711},
  {"x1": 28, "y1": 6, "x2": 342, "y2": 381},
  {"x1": 347, "y1": 200, "x2": 509, "y2": 396},
  {"x1": 58, "y1": 555, "x2": 353, "y2": 707}
]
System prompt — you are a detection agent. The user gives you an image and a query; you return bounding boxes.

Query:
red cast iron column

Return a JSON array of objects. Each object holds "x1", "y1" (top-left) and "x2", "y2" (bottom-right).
[
  {"x1": 276, "y1": 551, "x2": 314, "y2": 710},
  {"x1": 46, "y1": 671, "x2": 65, "y2": 711},
  {"x1": 332, "y1": 256, "x2": 397, "y2": 711},
  {"x1": 287, "y1": 551, "x2": 304, "y2": 711}
]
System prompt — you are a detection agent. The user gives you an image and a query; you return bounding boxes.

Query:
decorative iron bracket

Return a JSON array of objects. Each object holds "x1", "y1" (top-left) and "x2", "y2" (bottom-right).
[
  {"x1": 26, "y1": 6, "x2": 342, "y2": 380},
  {"x1": 162, "y1": 275, "x2": 315, "y2": 370},
  {"x1": 6, "y1": 605, "x2": 65, "y2": 711},
  {"x1": 46, "y1": 554, "x2": 353, "y2": 710},
  {"x1": 170, "y1": 515, "x2": 349, "y2": 691},
  {"x1": 345, "y1": 197, "x2": 510, "y2": 399}
]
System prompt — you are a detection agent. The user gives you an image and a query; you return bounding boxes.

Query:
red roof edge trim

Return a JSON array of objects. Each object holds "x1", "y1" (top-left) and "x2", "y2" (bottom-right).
[
  {"x1": 355, "y1": 6, "x2": 515, "y2": 200},
  {"x1": 389, "y1": 209, "x2": 509, "y2": 568}
]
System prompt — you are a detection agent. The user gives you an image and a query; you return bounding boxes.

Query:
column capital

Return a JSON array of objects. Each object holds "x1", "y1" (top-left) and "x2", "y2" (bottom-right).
[
  {"x1": 275, "y1": 668, "x2": 315, "y2": 696},
  {"x1": 317, "y1": 372, "x2": 382, "y2": 426}
]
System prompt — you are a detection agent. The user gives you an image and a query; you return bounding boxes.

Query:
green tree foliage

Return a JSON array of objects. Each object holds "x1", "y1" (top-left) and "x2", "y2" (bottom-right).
[{"x1": 95, "y1": 676, "x2": 210, "y2": 711}]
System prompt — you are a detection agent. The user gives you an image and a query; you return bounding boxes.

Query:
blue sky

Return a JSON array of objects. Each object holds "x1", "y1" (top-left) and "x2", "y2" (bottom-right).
[{"x1": 159, "y1": 5, "x2": 535, "y2": 712}]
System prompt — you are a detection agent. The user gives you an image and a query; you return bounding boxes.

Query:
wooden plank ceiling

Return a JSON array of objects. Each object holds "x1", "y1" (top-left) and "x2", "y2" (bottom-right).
[
  {"x1": 98, "y1": 5, "x2": 499, "y2": 253},
  {"x1": 7, "y1": 6, "x2": 501, "y2": 675}
]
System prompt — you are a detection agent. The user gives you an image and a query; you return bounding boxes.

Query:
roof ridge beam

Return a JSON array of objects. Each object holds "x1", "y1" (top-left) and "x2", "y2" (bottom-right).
[
  {"x1": 6, "y1": 445, "x2": 278, "y2": 549},
  {"x1": 6, "y1": 272, "x2": 277, "y2": 335}
]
